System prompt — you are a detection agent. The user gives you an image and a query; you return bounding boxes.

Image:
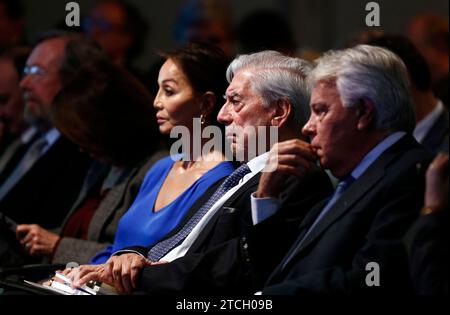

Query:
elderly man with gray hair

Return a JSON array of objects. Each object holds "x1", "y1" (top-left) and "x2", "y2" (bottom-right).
[
  {"x1": 252, "y1": 45, "x2": 433, "y2": 295},
  {"x1": 61, "y1": 50, "x2": 333, "y2": 295}
]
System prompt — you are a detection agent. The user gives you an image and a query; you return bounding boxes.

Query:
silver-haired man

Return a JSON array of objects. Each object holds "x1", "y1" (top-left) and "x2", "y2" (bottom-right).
[{"x1": 253, "y1": 45, "x2": 433, "y2": 294}]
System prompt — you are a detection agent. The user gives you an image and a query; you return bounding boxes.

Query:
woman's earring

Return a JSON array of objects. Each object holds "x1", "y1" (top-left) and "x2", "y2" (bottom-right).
[{"x1": 200, "y1": 114, "x2": 206, "y2": 126}]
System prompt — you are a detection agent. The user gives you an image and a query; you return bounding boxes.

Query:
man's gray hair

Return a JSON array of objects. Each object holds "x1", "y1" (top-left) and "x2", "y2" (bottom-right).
[
  {"x1": 226, "y1": 50, "x2": 312, "y2": 127},
  {"x1": 309, "y1": 44, "x2": 416, "y2": 133}
]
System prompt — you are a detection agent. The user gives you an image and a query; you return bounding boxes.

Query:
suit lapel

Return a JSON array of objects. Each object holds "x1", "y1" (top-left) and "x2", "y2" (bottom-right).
[
  {"x1": 87, "y1": 167, "x2": 135, "y2": 240},
  {"x1": 221, "y1": 173, "x2": 261, "y2": 208},
  {"x1": 189, "y1": 173, "x2": 261, "y2": 252},
  {"x1": 294, "y1": 165, "x2": 385, "y2": 254},
  {"x1": 58, "y1": 162, "x2": 109, "y2": 231},
  {"x1": 297, "y1": 199, "x2": 329, "y2": 231},
  {"x1": 267, "y1": 199, "x2": 327, "y2": 282}
]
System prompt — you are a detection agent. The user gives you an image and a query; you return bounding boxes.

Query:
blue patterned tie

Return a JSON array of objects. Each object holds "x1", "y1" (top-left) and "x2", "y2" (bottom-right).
[{"x1": 147, "y1": 163, "x2": 251, "y2": 262}]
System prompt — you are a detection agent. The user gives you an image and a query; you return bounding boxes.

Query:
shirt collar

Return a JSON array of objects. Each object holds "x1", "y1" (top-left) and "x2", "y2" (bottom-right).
[
  {"x1": 20, "y1": 127, "x2": 39, "y2": 144},
  {"x1": 414, "y1": 99, "x2": 445, "y2": 143},
  {"x1": 246, "y1": 151, "x2": 270, "y2": 174},
  {"x1": 350, "y1": 131, "x2": 406, "y2": 180},
  {"x1": 44, "y1": 128, "x2": 61, "y2": 147}
]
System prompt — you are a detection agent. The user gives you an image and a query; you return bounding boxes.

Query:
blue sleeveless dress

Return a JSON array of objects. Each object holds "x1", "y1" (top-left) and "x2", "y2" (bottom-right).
[{"x1": 90, "y1": 155, "x2": 235, "y2": 264}]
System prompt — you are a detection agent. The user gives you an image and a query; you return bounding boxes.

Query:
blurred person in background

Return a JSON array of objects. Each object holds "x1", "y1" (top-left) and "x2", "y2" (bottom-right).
[
  {"x1": 365, "y1": 34, "x2": 448, "y2": 154},
  {"x1": 0, "y1": 0, "x2": 26, "y2": 50},
  {"x1": 83, "y1": 0, "x2": 149, "y2": 82},
  {"x1": 0, "y1": 48, "x2": 29, "y2": 156},
  {"x1": 407, "y1": 13, "x2": 449, "y2": 107},
  {"x1": 10, "y1": 58, "x2": 166, "y2": 266},
  {"x1": 174, "y1": 0, "x2": 235, "y2": 59},
  {"x1": 0, "y1": 32, "x2": 103, "y2": 266},
  {"x1": 237, "y1": 10, "x2": 297, "y2": 56}
]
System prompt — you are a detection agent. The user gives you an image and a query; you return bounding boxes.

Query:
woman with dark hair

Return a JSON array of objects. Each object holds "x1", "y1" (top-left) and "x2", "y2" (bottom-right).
[
  {"x1": 88, "y1": 43, "x2": 234, "y2": 264},
  {"x1": 14, "y1": 58, "x2": 166, "y2": 265}
]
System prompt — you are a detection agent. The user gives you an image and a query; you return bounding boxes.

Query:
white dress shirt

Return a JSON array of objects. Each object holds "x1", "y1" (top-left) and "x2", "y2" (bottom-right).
[{"x1": 41, "y1": 127, "x2": 61, "y2": 155}]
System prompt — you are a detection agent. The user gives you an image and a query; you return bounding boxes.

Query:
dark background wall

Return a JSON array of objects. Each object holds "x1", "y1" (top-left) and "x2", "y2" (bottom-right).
[{"x1": 22, "y1": 0, "x2": 448, "y2": 70}]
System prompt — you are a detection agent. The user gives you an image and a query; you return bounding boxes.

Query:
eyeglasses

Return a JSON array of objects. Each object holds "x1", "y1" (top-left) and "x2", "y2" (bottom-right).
[
  {"x1": 23, "y1": 65, "x2": 48, "y2": 77},
  {"x1": 22, "y1": 65, "x2": 58, "y2": 82}
]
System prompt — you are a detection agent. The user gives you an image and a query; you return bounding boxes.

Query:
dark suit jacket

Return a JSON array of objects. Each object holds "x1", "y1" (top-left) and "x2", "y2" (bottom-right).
[
  {"x1": 422, "y1": 108, "x2": 449, "y2": 154},
  {"x1": 404, "y1": 209, "x2": 449, "y2": 295},
  {"x1": 0, "y1": 132, "x2": 40, "y2": 184},
  {"x1": 261, "y1": 135, "x2": 433, "y2": 295},
  {"x1": 0, "y1": 136, "x2": 92, "y2": 229},
  {"x1": 121, "y1": 167, "x2": 333, "y2": 295}
]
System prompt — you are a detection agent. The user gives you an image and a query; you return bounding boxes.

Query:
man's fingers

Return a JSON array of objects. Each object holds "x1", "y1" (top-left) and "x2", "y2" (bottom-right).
[
  {"x1": 117, "y1": 257, "x2": 133, "y2": 294},
  {"x1": 29, "y1": 243, "x2": 47, "y2": 256},
  {"x1": 73, "y1": 266, "x2": 96, "y2": 284},
  {"x1": 275, "y1": 165, "x2": 306, "y2": 178},
  {"x1": 276, "y1": 154, "x2": 316, "y2": 170},
  {"x1": 21, "y1": 233, "x2": 36, "y2": 245},
  {"x1": 103, "y1": 261, "x2": 114, "y2": 283},
  {"x1": 283, "y1": 145, "x2": 317, "y2": 162},
  {"x1": 16, "y1": 224, "x2": 31, "y2": 234},
  {"x1": 16, "y1": 225, "x2": 32, "y2": 242},
  {"x1": 130, "y1": 260, "x2": 147, "y2": 288},
  {"x1": 274, "y1": 140, "x2": 317, "y2": 161},
  {"x1": 112, "y1": 263, "x2": 125, "y2": 294},
  {"x1": 75, "y1": 272, "x2": 99, "y2": 288},
  {"x1": 434, "y1": 153, "x2": 449, "y2": 172},
  {"x1": 121, "y1": 265, "x2": 133, "y2": 294}
]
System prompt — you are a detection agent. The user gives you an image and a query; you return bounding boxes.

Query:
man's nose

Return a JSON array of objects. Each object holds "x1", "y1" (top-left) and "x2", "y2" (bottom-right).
[
  {"x1": 217, "y1": 102, "x2": 231, "y2": 125},
  {"x1": 302, "y1": 118, "x2": 315, "y2": 138},
  {"x1": 19, "y1": 74, "x2": 32, "y2": 91}
]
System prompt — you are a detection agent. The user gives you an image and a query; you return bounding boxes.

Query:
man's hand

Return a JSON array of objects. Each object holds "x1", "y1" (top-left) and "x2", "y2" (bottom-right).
[
  {"x1": 425, "y1": 153, "x2": 449, "y2": 213},
  {"x1": 65, "y1": 254, "x2": 154, "y2": 294},
  {"x1": 256, "y1": 139, "x2": 318, "y2": 198},
  {"x1": 16, "y1": 224, "x2": 60, "y2": 256}
]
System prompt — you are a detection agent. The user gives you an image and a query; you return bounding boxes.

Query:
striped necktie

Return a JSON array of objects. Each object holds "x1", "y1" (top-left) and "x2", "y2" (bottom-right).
[{"x1": 0, "y1": 135, "x2": 48, "y2": 201}]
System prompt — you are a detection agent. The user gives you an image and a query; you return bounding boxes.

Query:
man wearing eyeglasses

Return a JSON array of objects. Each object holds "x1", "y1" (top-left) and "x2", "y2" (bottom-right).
[{"x1": 0, "y1": 32, "x2": 100, "y2": 266}]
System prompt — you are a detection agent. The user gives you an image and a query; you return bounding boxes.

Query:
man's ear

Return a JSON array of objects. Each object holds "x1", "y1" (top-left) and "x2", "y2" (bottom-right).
[
  {"x1": 271, "y1": 98, "x2": 292, "y2": 127},
  {"x1": 356, "y1": 99, "x2": 375, "y2": 130},
  {"x1": 200, "y1": 92, "x2": 216, "y2": 117}
]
